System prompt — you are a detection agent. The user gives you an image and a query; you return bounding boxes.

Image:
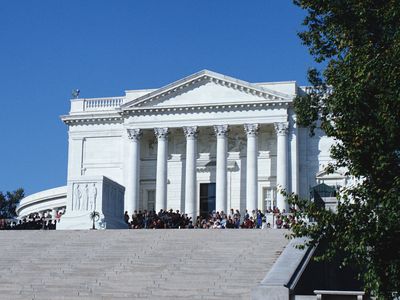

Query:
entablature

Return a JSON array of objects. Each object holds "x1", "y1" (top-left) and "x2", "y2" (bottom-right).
[
  {"x1": 120, "y1": 99, "x2": 291, "y2": 116},
  {"x1": 61, "y1": 112, "x2": 123, "y2": 126}
]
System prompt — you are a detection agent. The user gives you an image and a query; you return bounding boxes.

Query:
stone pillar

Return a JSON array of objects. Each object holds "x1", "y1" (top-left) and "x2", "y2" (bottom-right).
[
  {"x1": 126, "y1": 128, "x2": 142, "y2": 214},
  {"x1": 183, "y1": 126, "x2": 199, "y2": 221},
  {"x1": 290, "y1": 119, "x2": 299, "y2": 195},
  {"x1": 154, "y1": 128, "x2": 169, "y2": 212},
  {"x1": 275, "y1": 122, "x2": 289, "y2": 212},
  {"x1": 214, "y1": 125, "x2": 229, "y2": 214},
  {"x1": 244, "y1": 123, "x2": 259, "y2": 212}
]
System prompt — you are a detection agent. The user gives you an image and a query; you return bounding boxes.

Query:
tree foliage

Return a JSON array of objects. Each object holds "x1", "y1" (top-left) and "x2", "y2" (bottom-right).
[
  {"x1": 0, "y1": 188, "x2": 24, "y2": 219},
  {"x1": 290, "y1": 0, "x2": 400, "y2": 298}
]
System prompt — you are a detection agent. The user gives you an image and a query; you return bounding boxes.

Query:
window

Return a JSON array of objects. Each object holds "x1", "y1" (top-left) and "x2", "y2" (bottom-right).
[
  {"x1": 147, "y1": 190, "x2": 155, "y2": 211},
  {"x1": 263, "y1": 188, "x2": 276, "y2": 211}
]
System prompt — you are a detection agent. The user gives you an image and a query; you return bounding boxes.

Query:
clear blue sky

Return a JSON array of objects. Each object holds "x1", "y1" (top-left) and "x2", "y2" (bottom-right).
[{"x1": 0, "y1": 0, "x2": 316, "y2": 196}]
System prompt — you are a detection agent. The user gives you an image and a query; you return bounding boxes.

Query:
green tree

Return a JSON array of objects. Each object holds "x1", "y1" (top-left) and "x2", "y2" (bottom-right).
[
  {"x1": 290, "y1": 0, "x2": 400, "y2": 298},
  {"x1": 0, "y1": 188, "x2": 24, "y2": 219}
]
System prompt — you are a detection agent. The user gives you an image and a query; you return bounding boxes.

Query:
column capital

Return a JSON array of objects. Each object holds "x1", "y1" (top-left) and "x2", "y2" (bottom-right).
[
  {"x1": 127, "y1": 129, "x2": 142, "y2": 141},
  {"x1": 154, "y1": 127, "x2": 169, "y2": 140},
  {"x1": 274, "y1": 122, "x2": 289, "y2": 135},
  {"x1": 244, "y1": 123, "x2": 259, "y2": 137},
  {"x1": 183, "y1": 126, "x2": 199, "y2": 139},
  {"x1": 213, "y1": 125, "x2": 229, "y2": 137}
]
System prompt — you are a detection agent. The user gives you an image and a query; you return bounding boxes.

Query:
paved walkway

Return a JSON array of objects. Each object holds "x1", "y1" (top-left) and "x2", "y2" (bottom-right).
[{"x1": 0, "y1": 229, "x2": 288, "y2": 300}]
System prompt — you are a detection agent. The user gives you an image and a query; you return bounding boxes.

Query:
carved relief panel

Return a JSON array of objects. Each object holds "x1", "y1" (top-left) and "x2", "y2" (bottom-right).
[{"x1": 72, "y1": 183, "x2": 98, "y2": 211}]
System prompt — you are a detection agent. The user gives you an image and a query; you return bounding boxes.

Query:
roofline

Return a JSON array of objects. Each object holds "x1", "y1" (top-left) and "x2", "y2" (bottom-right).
[
  {"x1": 120, "y1": 69, "x2": 293, "y2": 110},
  {"x1": 124, "y1": 88, "x2": 157, "y2": 93},
  {"x1": 254, "y1": 80, "x2": 297, "y2": 85}
]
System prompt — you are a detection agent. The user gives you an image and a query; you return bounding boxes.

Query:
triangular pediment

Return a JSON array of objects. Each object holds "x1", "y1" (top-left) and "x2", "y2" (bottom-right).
[
  {"x1": 121, "y1": 70, "x2": 292, "y2": 110},
  {"x1": 316, "y1": 169, "x2": 346, "y2": 179}
]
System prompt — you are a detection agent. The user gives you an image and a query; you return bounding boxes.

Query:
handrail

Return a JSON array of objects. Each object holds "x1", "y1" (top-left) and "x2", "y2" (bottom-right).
[{"x1": 314, "y1": 290, "x2": 365, "y2": 300}]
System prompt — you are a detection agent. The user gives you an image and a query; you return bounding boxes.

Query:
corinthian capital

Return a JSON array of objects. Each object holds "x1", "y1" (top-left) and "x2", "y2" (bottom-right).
[
  {"x1": 127, "y1": 129, "x2": 142, "y2": 141},
  {"x1": 154, "y1": 127, "x2": 169, "y2": 140},
  {"x1": 274, "y1": 122, "x2": 289, "y2": 135},
  {"x1": 244, "y1": 123, "x2": 259, "y2": 137},
  {"x1": 213, "y1": 125, "x2": 229, "y2": 137},
  {"x1": 183, "y1": 126, "x2": 199, "y2": 139}
]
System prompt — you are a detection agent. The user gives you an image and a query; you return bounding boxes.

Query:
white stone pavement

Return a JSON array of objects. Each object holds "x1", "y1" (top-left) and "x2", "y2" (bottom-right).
[{"x1": 0, "y1": 229, "x2": 288, "y2": 300}]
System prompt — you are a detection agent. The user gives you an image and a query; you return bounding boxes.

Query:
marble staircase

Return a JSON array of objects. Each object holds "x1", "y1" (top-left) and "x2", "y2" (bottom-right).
[{"x1": 0, "y1": 229, "x2": 288, "y2": 300}]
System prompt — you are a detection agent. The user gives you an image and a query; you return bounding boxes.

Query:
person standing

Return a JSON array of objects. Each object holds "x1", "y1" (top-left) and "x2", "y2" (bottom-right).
[
  {"x1": 124, "y1": 211, "x2": 130, "y2": 225},
  {"x1": 256, "y1": 210, "x2": 263, "y2": 229}
]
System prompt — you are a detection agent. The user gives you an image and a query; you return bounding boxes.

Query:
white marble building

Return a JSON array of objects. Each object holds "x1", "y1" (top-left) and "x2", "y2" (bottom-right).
[{"x1": 17, "y1": 70, "x2": 347, "y2": 227}]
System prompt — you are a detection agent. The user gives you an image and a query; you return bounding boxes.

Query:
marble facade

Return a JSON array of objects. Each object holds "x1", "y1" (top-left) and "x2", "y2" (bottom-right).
[{"x1": 17, "y1": 70, "x2": 347, "y2": 226}]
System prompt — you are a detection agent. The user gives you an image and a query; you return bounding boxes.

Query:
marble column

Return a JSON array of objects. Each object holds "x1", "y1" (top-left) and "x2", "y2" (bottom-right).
[
  {"x1": 274, "y1": 122, "x2": 289, "y2": 212},
  {"x1": 126, "y1": 128, "x2": 142, "y2": 214},
  {"x1": 154, "y1": 128, "x2": 169, "y2": 212},
  {"x1": 214, "y1": 125, "x2": 229, "y2": 214},
  {"x1": 183, "y1": 126, "x2": 199, "y2": 221},
  {"x1": 290, "y1": 118, "x2": 299, "y2": 195},
  {"x1": 244, "y1": 123, "x2": 259, "y2": 212}
]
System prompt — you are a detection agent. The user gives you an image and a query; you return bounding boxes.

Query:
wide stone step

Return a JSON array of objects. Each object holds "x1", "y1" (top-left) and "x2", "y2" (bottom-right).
[{"x1": 0, "y1": 229, "x2": 288, "y2": 299}]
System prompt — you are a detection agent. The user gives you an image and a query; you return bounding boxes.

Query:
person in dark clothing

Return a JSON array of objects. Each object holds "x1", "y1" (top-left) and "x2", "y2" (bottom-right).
[{"x1": 124, "y1": 211, "x2": 130, "y2": 225}]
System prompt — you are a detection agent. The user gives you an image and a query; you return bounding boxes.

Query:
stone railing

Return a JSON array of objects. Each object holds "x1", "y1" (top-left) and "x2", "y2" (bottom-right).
[
  {"x1": 301, "y1": 86, "x2": 333, "y2": 95},
  {"x1": 83, "y1": 97, "x2": 125, "y2": 111},
  {"x1": 314, "y1": 290, "x2": 364, "y2": 300},
  {"x1": 252, "y1": 237, "x2": 314, "y2": 300}
]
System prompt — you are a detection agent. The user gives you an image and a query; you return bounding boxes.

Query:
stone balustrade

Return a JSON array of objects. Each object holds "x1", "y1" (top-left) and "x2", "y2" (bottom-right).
[
  {"x1": 69, "y1": 97, "x2": 126, "y2": 114},
  {"x1": 83, "y1": 97, "x2": 125, "y2": 111},
  {"x1": 301, "y1": 86, "x2": 333, "y2": 95}
]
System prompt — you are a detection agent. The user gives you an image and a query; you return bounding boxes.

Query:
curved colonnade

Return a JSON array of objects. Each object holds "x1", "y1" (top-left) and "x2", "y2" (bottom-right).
[{"x1": 16, "y1": 186, "x2": 67, "y2": 219}]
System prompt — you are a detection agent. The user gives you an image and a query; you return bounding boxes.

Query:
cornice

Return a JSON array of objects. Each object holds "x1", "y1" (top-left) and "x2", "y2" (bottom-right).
[
  {"x1": 121, "y1": 100, "x2": 291, "y2": 117},
  {"x1": 61, "y1": 112, "x2": 123, "y2": 126}
]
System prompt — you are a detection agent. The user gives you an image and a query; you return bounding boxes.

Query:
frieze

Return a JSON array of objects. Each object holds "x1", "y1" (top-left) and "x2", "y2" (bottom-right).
[{"x1": 120, "y1": 101, "x2": 290, "y2": 117}]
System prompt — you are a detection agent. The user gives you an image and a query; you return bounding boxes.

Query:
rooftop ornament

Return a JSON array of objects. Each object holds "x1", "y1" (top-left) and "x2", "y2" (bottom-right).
[{"x1": 71, "y1": 89, "x2": 80, "y2": 99}]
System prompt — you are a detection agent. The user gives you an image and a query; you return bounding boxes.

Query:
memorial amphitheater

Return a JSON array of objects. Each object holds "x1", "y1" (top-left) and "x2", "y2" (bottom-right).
[
  {"x1": 16, "y1": 70, "x2": 346, "y2": 228},
  {"x1": 5, "y1": 70, "x2": 363, "y2": 299}
]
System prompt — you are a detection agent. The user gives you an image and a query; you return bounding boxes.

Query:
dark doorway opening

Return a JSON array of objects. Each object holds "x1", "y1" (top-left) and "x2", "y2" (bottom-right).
[{"x1": 199, "y1": 183, "x2": 216, "y2": 217}]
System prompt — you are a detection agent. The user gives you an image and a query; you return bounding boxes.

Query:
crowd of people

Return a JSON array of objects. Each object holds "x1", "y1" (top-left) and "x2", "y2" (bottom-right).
[
  {"x1": 0, "y1": 217, "x2": 56, "y2": 230},
  {"x1": 125, "y1": 208, "x2": 296, "y2": 229},
  {"x1": 0, "y1": 211, "x2": 64, "y2": 230},
  {"x1": 1, "y1": 208, "x2": 295, "y2": 230}
]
